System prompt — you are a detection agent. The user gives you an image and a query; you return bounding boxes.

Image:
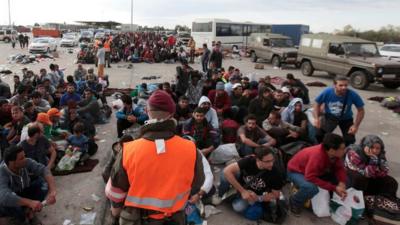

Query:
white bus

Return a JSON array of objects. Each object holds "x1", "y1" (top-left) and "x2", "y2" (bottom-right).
[{"x1": 191, "y1": 18, "x2": 271, "y2": 50}]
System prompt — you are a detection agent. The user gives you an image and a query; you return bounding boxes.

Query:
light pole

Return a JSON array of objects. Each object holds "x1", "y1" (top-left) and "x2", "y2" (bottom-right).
[
  {"x1": 8, "y1": 0, "x2": 11, "y2": 27},
  {"x1": 130, "y1": 0, "x2": 133, "y2": 32}
]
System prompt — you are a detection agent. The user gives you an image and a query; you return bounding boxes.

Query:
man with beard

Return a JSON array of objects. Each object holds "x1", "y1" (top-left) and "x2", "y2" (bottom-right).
[
  {"x1": 182, "y1": 107, "x2": 218, "y2": 157},
  {"x1": 236, "y1": 114, "x2": 276, "y2": 157},
  {"x1": 198, "y1": 96, "x2": 219, "y2": 130},
  {"x1": 314, "y1": 76, "x2": 364, "y2": 145},
  {"x1": 248, "y1": 87, "x2": 274, "y2": 126},
  {"x1": 208, "y1": 82, "x2": 231, "y2": 116}
]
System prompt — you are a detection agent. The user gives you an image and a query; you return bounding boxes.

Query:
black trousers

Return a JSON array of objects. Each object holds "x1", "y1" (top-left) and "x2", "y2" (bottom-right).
[
  {"x1": 117, "y1": 119, "x2": 134, "y2": 138},
  {"x1": 347, "y1": 170, "x2": 398, "y2": 197},
  {"x1": 318, "y1": 115, "x2": 355, "y2": 146}
]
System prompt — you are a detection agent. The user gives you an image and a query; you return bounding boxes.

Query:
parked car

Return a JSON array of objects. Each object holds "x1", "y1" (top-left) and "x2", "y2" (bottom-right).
[
  {"x1": 176, "y1": 32, "x2": 191, "y2": 46},
  {"x1": 380, "y1": 44, "x2": 400, "y2": 59},
  {"x1": 0, "y1": 28, "x2": 17, "y2": 42},
  {"x1": 297, "y1": 34, "x2": 400, "y2": 89},
  {"x1": 60, "y1": 33, "x2": 79, "y2": 47},
  {"x1": 94, "y1": 32, "x2": 105, "y2": 40},
  {"x1": 79, "y1": 30, "x2": 94, "y2": 43},
  {"x1": 248, "y1": 33, "x2": 298, "y2": 67},
  {"x1": 29, "y1": 37, "x2": 57, "y2": 53}
]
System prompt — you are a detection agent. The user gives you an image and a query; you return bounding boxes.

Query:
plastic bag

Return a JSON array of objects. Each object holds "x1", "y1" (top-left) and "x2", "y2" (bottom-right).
[
  {"x1": 208, "y1": 144, "x2": 239, "y2": 165},
  {"x1": 80, "y1": 212, "x2": 96, "y2": 225},
  {"x1": 185, "y1": 203, "x2": 203, "y2": 225},
  {"x1": 311, "y1": 188, "x2": 331, "y2": 217},
  {"x1": 56, "y1": 151, "x2": 82, "y2": 171},
  {"x1": 330, "y1": 188, "x2": 364, "y2": 225}
]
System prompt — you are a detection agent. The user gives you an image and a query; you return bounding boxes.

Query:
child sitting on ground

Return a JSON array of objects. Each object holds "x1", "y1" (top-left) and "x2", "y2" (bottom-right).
[{"x1": 66, "y1": 122, "x2": 89, "y2": 163}]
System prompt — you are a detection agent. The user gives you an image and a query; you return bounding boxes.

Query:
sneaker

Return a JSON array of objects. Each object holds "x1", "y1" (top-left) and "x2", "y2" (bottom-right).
[
  {"x1": 211, "y1": 194, "x2": 222, "y2": 206},
  {"x1": 289, "y1": 197, "x2": 302, "y2": 217},
  {"x1": 221, "y1": 188, "x2": 237, "y2": 201}
]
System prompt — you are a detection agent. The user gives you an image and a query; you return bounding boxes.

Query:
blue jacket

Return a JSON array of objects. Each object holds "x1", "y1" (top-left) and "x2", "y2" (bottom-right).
[{"x1": 115, "y1": 105, "x2": 148, "y2": 125}]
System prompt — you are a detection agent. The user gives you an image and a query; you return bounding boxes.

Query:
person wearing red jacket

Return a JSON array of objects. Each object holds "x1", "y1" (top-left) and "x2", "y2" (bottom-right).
[
  {"x1": 207, "y1": 82, "x2": 231, "y2": 116},
  {"x1": 287, "y1": 133, "x2": 347, "y2": 216}
]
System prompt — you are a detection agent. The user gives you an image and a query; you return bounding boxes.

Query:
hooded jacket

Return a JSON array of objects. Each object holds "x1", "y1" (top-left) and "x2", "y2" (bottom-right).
[
  {"x1": 198, "y1": 96, "x2": 219, "y2": 129},
  {"x1": 248, "y1": 87, "x2": 273, "y2": 125},
  {"x1": 0, "y1": 159, "x2": 50, "y2": 207},
  {"x1": 345, "y1": 135, "x2": 389, "y2": 178}
]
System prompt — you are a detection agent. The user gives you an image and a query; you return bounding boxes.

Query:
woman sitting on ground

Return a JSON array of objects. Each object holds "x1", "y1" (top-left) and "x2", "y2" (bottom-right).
[{"x1": 345, "y1": 135, "x2": 398, "y2": 198}]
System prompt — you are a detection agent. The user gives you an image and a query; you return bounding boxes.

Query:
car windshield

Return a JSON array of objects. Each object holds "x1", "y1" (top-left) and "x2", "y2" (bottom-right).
[
  {"x1": 270, "y1": 38, "x2": 294, "y2": 47},
  {"x1": 34, "y1": 39, "x2": 48, "y2": 43},
  {"x1": 81, "y1": 31, "x2": 92, "y2": 36},
  {"x1": 383, "y1": 46, "x2": 400, "y2": 52},
  {"x1": 344, "y1": 43, "x2": 379, "y2": 56},
  {"x1": 179, "y1": 33, "x2": 191, "y2": 38}
]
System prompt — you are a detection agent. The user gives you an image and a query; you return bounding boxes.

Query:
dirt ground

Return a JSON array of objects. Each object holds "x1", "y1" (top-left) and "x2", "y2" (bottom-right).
[{"x1": 0, "y1": 40, "x2": 399, "y2": 225}]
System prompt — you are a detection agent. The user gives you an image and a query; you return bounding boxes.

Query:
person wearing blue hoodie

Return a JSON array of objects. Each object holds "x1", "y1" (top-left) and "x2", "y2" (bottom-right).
[{"x1": 116, "y1": 95, "x2": 148, "y2": 138}]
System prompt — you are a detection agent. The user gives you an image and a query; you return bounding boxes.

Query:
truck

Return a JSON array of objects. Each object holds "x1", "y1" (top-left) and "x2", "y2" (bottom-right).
[
  {"x1": 32, "y1": 27, "x2": 61, "y2": 38},
  {"x1": 271, "y1": 24, "x2": 309, "y2": 46},
  {"x1": 297, "y1": 33, "x2": 400, "y2": 89},
  {"x1": 0, "y1": 28, "x2": 17, "y2": 42},
  {"x1": 248, "y1": 33, "x2": 298, "y2": 67}
]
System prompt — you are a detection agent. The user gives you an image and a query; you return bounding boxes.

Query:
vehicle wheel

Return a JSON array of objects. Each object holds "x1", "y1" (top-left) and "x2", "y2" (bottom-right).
[
  {"x1": 350, "y1": 71, "x2": 370, "y2": 89},
  {"x1": 301, "y1": 61, "x2": 314, "y2": 76},
  {"x1": 382, "y1": 82, "x2": 400, "y2": 89},
  {"x1": 46, "y1": 48, "x2": 50, "y2": 53},
  {"x1": 272, "y1": 56, "x2": 281, "y2": 67},
  {"x1": 251, "y1": 52, "x2": 258, "y2": 63},
  {"x1": 4, "y1": 37, "x2": 10, "y2": 43}
]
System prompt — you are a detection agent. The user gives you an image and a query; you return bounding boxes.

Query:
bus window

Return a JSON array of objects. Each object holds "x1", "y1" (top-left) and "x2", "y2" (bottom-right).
[{"x1": 192, "y1": 22, "x2": 212, "y2": 32}]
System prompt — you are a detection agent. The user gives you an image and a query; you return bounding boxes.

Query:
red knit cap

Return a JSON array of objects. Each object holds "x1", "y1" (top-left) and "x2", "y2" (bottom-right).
[{"x1": 148, "y1": 90, "x2": 176, "y2": 115}]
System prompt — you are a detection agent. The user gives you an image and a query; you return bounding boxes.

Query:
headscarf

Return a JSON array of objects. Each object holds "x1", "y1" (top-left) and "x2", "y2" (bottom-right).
[
  {"x1": 281, "y1": 98, "x2": 303, "y2": 124},
  {"x1": 349, "y1": 135, "x2": 386, "y2": 163}
]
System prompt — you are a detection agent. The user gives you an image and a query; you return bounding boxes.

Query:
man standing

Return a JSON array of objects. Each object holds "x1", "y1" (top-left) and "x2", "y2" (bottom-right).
[
  {"x1": 201, "y1": 43, "x2": 210, "y2": 72},
  {"x1": 96, "y1": 43, "x2": 106, "y2": 78},
  {"x1": 188, "y1": 37, "x2": 196, "y2": 64},
  {"x1": 104, "y1": 36, "x2": 112, "y2": 68},
  {"x1": 106, "y1": 90, "x2": 205, "y2": 225},
  {"x1": 209, "y1": 41, "x2": 223, "y2": 69},
  {"x1": 314, "y1": 76, "x2": 365, "y2": 145},
  {"x1": 0, "y1": 145, "x2": 56, "y2": 224},
  {"x1": 287, "y1": 133, "x2": 347, "y2": 216}
]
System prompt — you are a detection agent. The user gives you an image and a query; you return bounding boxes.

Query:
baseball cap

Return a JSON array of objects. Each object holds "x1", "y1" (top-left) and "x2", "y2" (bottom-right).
[
  {"x1": 36, "y1": 113, "x2": 52, "y2": 125},
  {"x1": 47, "y1": 108, "x2": 61, "y2": 117}
]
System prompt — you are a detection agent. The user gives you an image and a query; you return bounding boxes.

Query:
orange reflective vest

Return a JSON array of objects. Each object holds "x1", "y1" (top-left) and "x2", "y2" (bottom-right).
[
  {"x1": 122, "y1": 135, "x2": 196, "y2": 217},
  {"x1": 104, "y1": 40, "x2": 111, "y2": 52}
]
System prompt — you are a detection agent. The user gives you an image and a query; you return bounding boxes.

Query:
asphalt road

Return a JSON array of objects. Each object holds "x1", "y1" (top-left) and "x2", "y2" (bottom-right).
[{"x1": 0, "y1": 41, "x2": 399, "y2": 225}]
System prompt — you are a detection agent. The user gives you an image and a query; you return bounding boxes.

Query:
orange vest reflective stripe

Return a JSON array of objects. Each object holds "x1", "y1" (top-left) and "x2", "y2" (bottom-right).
[
  {"x1": 104, "y1": 40, "x2": 111, "y2": 52},
  {"x1": 122, "y1": 135, "x2": 196, "y2": 215}
]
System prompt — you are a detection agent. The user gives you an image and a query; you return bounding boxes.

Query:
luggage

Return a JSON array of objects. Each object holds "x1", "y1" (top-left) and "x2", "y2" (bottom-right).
[{"x1": 254, "y1": 63, "x2": 264, "y2": 69}]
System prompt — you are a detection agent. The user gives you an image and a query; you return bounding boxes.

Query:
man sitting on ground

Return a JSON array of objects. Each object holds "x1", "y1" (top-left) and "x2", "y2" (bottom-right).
[
  {"x1": 20, "y1": 123, "x2": 57, "y2": 169},
  {"x1": 287, "y1": 133, "x2": 347, "y2": 216},
  {"x1": 182, "y1": 107, "x2": 218, "y2": 157},
  {"x1": 198, "y1": 96, "x2": 219, "y2": 130},
  {"x1": 219, "y1": 146, "x2": 284, "y2": 214},
  {"x1": 0, "y1": 145, "x2": 56, "y2": 225},
  {"x1": 236, "y1": 114, "x2": 276, "y2": 157},
  {"x1": 116, "y1": 95, "x2": 148, "y2": 138}
]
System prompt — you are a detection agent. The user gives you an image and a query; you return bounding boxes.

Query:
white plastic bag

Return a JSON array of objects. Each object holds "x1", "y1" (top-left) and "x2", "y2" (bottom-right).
[
  {"x1": 330, "y1": 188, "x2": 365, "y2": 225},
  {"x1": 208, "y1": 144, "x2": 239, "y2": 165},
  {"x1": 56, "y1": 151, "x2": 82, "y2": 171},
  {"x1": 311, "y1": 187, "x2": 331, "y2": 217}
]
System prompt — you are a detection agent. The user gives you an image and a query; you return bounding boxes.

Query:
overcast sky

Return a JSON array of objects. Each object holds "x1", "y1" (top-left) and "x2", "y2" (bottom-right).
[{"x1": 1, "y1": 0, "x2": 399, "y2": 32}]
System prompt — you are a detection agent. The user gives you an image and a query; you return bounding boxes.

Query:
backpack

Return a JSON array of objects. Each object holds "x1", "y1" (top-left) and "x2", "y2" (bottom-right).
[{"x1": 263, "y1": 200, "x2": 288, "y2": 224}]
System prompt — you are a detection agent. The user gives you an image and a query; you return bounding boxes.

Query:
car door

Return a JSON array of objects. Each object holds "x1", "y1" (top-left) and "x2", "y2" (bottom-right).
[
  {"x1": 262, "y1": 39, "x2": 273, "y2": 60},
  {"x1": 325, "y1": 43, "x2": 347, "y2": 75}
]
